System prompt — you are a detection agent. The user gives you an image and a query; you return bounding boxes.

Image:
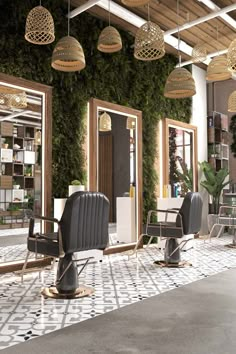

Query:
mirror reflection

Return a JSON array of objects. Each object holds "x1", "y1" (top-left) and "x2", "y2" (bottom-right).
[{"x1": 88, "y1": 98, "x2": 142, "y2": 250}]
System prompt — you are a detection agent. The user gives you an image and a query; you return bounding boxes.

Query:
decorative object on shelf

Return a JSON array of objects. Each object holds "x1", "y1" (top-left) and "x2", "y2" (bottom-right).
[
  {"x1": 35, "y1": 130, "x2": 41, "y2": 145},
  {"x1": 164, "y1": 67, "x2": 196, "y2": 98},
  {"x1": 25, "y1": 166, "x2": 32, "y2": 177},
  {"x1": 126, "y1": 117, "x2": 136, "y2": 130},
  {"x1": 25, "y1": 2, "x2": 55, "y2": 45},
  {"x1": 97, "y1": 0, "x2": 122, "y2": 53},
  {"x1": 121, "y1": 0, "x2": 150, "y2": 7},
  {"x1": 164, "y1": 0, "x2": 195, "y2": 98},
  {"x1": 13, "y1": 184, "x2": 20, "y2": 190},
  {"x1": 228, "y1": 91, "x2": 236, "y2": 112},
  {"x1": 229, "y1": 114, "x2": 236, "y2": 158},
  {"x1": 191, "y1": 43, "x2": 207, "y2": 63},
  {"x1": 206, "y1": 55, "x2": 231, "y2": 81},
  {"x1": 199, "y1": 161, "x2": 230, "y2": 214},
  {"x1": 0, "y1": 86, "x2": 27, "y2": 109},
  {"x1": 13, "y1": 144, "x2": 21, "y2": 149},
  {"x1": 134, "y1": 4, "x2": 165, "y2": 61},
  {"x1": 51, "y1": 0, "x2": 85, "y2": 72},
  {"x1": 227, "y1": 38, "x2": 236, "y2": 72},
  {"x1": 99, "y1": 112, "x2": 112, "y2": 131},
  {"x1": 68, "y1": 180, "x2": 85, "y2": 196}
]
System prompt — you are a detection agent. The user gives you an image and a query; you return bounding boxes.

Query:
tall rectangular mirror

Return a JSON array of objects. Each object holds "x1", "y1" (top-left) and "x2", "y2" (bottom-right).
[
  {"x1": 88, "y1": 99, "x2": 142, "y2": 253},
  {"x1": 0, "y1": 73, "x2": 52, "y2": 272},
  {"x1": 159, "y1": 118, "x2": 198, "y2": 197}
]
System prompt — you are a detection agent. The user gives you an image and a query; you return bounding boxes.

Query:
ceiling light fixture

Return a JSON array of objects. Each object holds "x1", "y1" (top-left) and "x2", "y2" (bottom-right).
[
  {"x1": 191, "y1": 43, "x2": 207, "y2": 63},
  {"x1": 51, "y1": 0, "x2": 85, "y2": 71},
  {"x1": 99, "y1": 112, "x2": 112, "y2": 131},
  {"x1": 164, "y1": 0, "x2": 196, "y2": 99},
  {"x1": 97, "y1": 0, "x2": 122, "y2": 53},
  {"x1": 25, "y1": 1, "x2": 55, "y2": 45},
  {"x1": 228, "y1": 91, "x2": 236, "y2": 112},
  {"x1": 0, "y1": 86, "x2": 27, "y2": 110},
  {"x1": 134, "y1": 4, "x2": 165, "y2": 61},
  {"x1": 121, "y1": 0, "x2": 150, "y2": 7},
  {"x1": 227, "y1": 39, "x2": 236, "y2": 72}
]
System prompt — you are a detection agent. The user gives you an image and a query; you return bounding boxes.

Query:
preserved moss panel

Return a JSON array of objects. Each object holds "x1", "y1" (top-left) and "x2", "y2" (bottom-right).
[{"x1": 0, "y1": 0, "x2": 191, "y2": 220}]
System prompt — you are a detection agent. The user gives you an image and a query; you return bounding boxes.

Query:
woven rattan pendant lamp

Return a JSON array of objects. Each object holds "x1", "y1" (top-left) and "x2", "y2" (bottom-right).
[
  {"x1": 126, "y1": 117, "x2": 136, "y2": 129},
  {"x1": 134, "y1": 4, "x2": 165, "y2": 61},
  {"x1": 228, "y1": 91, "x2": 236, "y2": 112},
  {"x1": 164, "y1": 0, "x2": 195, "y2": 99},
  {"x1": 97, "y1": 0, "x2": 122, "y2": 53},
  {"x1": 25, "y1": 1, "x2": 55, "y2": 45},
  {"x1": 51, "y1": 0, "x2": 85, "y2": 72},
  {"x1": 206, "y1": 55, "x2": 231, "y2": 81},
  {"x1": 99, "y1": 112, "x2": 112, "y2": 131},
  {"x1": 0, "y1": 86, "x2": 27, "y2": 110},
  {"x1": 227, "y1": 39, "x2": 236, "y2": 72},
  {"x1": 191, "y1": 43, "x2": 207, "y2": 63},
  {"x1": 121, "y1": 0, "x2": 150, "y2": 7}
]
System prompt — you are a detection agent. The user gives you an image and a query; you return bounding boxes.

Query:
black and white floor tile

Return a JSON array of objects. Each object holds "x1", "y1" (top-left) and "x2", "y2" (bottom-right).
[{"x1": 0, "y1": 235, "x2": 236, "y2": 350}]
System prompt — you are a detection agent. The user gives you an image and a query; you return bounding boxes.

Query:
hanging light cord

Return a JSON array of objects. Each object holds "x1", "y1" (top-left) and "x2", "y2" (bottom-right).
[
  {"x1": 39, "y1": 0, "x2": 42, "y2": 5},
  {"x1": 108, "y1": 0, "x2": 111, "y2": 26},
  {"x1": 68, "y1": 0, "x2": 70, "y2": 36},
  {"x1": 177, "y1": 0, "x2": 181, "y2": 67}
]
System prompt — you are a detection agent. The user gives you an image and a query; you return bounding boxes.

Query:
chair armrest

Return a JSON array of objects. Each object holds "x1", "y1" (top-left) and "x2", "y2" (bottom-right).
[{"x1": 33, "y1": 215, "x2": 59, "y2": 224}]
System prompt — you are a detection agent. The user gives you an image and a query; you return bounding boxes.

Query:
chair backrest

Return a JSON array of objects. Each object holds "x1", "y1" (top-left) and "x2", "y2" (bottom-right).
[
  {"x1": 177, "y1": 192, "x2": 203, "y2": 235},
  {"x1": 60, "y1": 191, "x2": 110, "y2": 253}
]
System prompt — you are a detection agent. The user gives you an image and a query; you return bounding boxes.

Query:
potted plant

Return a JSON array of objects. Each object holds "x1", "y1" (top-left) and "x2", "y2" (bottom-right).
[
  {"x1": 199, "y1": 161, "x2": 230, "y2": 232},
  {"x1": 68, "y1": 179, "x2": 85, "y2": 196},
  {"x1": 13, "y1": 181, "x2": 20, "y2": 189},
  {"x1": 25, "y1": 166, "x2": 32, "y2": 176}
]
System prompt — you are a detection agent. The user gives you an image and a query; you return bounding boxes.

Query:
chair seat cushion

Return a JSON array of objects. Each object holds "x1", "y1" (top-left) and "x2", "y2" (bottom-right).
[
  {"x1": 28, "y1": 233, "x2": 59, "y2": 257},
  {"x1": 147, "y1": 223, "x2": 183, "y2": 238}
]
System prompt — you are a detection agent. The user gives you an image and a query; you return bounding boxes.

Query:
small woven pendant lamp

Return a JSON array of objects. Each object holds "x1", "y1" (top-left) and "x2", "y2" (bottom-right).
[
  {"x1": 227, "y1": 39, "x2": 236, "y2": 72},
  {"x1": 126, "y1": 117, "x2": 136, "y2": 129},
  {"x1": 134, "y1": 4, "x2": 165, "y2": 61},
  {"x1": 121, "y1": 0, "x2": 150, "y2": 7},
  {"x1": 51, "y1": 0, "x2": 85, "y2": 72},
  {"x1": 164, "y1": 0, "x2": 195, "y2": 99},
  {"x1": 228, "y1": 91, "x2": 236, "y2": 112},
  {"x1": 206, "y1": 55, "x2": 231, "y2": 81},
  {"x1": 25, "y1": 1, "x2": 55, "y2": 45},
  {"x1": 0, "y1": 86, "x2": 27, "y2": 109},
  {"x1": 99, "y1": 112, "x2": 112, "y2": 131},
  {"x1": 191, "y1": 43, "x2": 207, "y2": 63},
  {"x1": 97, "y1": 0, "x2": 122, "y2": 53}
]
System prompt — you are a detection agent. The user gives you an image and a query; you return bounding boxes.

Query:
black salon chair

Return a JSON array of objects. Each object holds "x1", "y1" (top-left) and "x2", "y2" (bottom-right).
[
  {"x1": 22, "y1": 191, "x2": 109, "y2": 298},
  {"x1": 133, "y1": 192, "x2": 203, "y2": 266}
]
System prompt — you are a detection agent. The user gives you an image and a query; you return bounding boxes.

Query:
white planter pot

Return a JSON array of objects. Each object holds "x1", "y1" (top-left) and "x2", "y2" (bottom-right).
[{"x1": 68, "y1": 185, "x2": 85, "y2": 196}]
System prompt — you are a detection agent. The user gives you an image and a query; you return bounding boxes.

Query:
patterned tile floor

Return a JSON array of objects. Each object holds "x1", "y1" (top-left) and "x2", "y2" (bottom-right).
[{"x1": 0, "y1": 235, "x2": 236, "y2": 350}]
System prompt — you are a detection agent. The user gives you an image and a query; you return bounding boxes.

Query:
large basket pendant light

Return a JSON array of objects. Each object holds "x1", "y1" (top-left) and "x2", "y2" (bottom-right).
[
  {"x1": 99, "y1": 112, "x2": 112, "y2": 131},
  {"x1": 25, "y1": 4, "x2": 55, "y2": 45},
  {"x1": 228, "y1": 91, "x2": 236, "y2": 112},
  {"x1": 164, "y1": 67, "x2": 196, "y2": 99},
  {"x1": 51, "y1": 36, "x2": 85, "y2": 72},
  {"x1": 227, "y1": 39, "x2": 236, "y2": 72},
  {"x1": 51, "y1": 0, "x2": 85, "y2": 72},
  {"x1": 121, "y1": 0, "x2": 150, "y2": 7},
  {"x1": 97, "y1": 26, "x2": 122, "y2": 53},
  {"x1": 0, "y1": 86, "x2": 27, "y2": 110},
  {"x1": 206, "y1": 55, "x2": 231, "y2": 81},
  {"x1": 97, "y1": 0, "x2": 122, "y2": 53},
  {"x1": 134, "y1": 21, "x2": 165, "y2": 61},
  {"x1": 191, "y1": 43, "x2": 207, "y2": 63}
]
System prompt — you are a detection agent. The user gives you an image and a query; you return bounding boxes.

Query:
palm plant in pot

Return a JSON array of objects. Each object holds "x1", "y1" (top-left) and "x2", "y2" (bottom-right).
[
  {"x1": 199, "y1": 161, "x2": 230, "y2": 231},
  {"x1": 68, "y1": 179, "x2": 85, "y2": 196}
]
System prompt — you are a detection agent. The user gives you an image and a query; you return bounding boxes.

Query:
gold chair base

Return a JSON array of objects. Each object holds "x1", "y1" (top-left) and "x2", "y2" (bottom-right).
[
  {"x1": 154, "y1": 260, "x2": 192, "y2": 268},
  {"x1": 41, "y1": 286, "x2": 94, "y2": 299},
  {"x1": 225, "y1": 243, "x2": 236, "y2": 249}
]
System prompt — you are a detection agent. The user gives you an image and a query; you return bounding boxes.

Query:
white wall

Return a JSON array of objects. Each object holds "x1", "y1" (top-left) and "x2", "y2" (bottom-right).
[{"x1": 191, "y1": 65, "x2": 208, "y2": 235}]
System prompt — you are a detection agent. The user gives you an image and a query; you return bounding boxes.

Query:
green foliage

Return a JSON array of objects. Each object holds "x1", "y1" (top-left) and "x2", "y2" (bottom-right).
[
  {"x1": 0, "y1": 0, "x2": 191, "y2": 221},
  {"x1": 176, "y1": 157, "x2": 193, "y2": 193},
  {"x1": 230, "y1": 114, "x2": 236, "y2": 157},
  {"x1": 7, "y1": 204, "x2": 20, "y2": 211},
  {"x1": 71, "y1": 180, "x2": 82, "y2": 186},
  {"x1": 199, "y1": 161, "x2": 230, "y2": 214}
]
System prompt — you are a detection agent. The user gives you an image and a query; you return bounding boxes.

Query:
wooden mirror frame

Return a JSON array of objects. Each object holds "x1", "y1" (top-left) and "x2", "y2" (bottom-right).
[
  {"x1": 161, "y1": 118, "x2": 198, "y2": 195},
  {"x1": 88, "y1": 98, "x2": 142, "y2": 254},
  {"x1": 0, "y1": 73, "x2": 52, "y2": 273}
]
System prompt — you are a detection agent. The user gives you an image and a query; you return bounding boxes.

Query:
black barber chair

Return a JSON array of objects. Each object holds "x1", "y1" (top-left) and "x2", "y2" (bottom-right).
[{"x1": 22, "y1": 191, "x2": 109, "y2": 298}]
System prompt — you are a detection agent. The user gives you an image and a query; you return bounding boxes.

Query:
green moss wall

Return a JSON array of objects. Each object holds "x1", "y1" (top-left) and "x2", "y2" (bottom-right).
[{"x1": 0, "y1": 0, "x2": 191, "y2": 219}]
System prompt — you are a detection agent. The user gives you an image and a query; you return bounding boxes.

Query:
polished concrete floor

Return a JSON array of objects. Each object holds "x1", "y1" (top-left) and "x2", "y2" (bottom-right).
[{"x1": 0, "y1": 235, "x2": 236, "y2": 350}]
